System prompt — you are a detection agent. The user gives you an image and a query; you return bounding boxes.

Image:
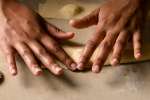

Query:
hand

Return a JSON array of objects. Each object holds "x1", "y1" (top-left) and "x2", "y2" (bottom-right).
[
  {"x1": 70, "y1": 0, "x2": 143, "y2": 73},
  {"x1": 0, "y1": 0, "x2": 77, "y2": 76}
]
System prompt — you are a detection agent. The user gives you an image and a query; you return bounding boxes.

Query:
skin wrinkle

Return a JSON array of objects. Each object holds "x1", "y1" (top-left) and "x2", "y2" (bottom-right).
[
  {"x1": 70, "y1": 0, "x2": 143, "y2": 72},
  {"x1": 0, "y1": 0, "x2": 145, "y2": 76},
  {"x1": 0, "y1": 0, "x2": 77, "y2": 76}
]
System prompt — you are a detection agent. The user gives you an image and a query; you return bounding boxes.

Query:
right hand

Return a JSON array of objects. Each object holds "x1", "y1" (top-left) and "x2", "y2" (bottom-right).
[
  {"x1": 70, "y1": 0, "x2": 143, "y2": 73},
  {"x1": 0, "y1": 0, "x2": 77, "y2": 76}
]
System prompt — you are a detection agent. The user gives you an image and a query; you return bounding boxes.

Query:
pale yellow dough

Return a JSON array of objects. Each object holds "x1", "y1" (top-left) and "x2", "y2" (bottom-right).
[
  {"x1": 63, "y1": 42, "x2": 150, "y2": 66},
  {"x1": 39, "y1": 0, "x2": 100, "y2": 19},
  {"x1": 59, "y1": 4, "x2": 83, "y2": 19}
]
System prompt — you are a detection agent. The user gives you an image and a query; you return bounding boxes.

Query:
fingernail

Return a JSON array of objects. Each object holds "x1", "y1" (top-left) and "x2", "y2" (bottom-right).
[
  {"x1": 70, "y1": 63, "x2": 77, "y2": 70},
  {"x1": 111, "y1": 58, "x2": 119, "y2": 66},
  {"x1": 135, "y1": 53, "x2": 142, "y2": 60},
  {"x1": 9, "y1": 67, "x2": 16, "y2": 75},
  {"x1": 67, "y1": 32, "x2": 74, "y2": 35},
  {"x1": 92, "y1": 65, "x2": 100, "y2": 73},
  {"x1": 69, "y1": 20, "x2": 75, "y2": 25},
  {"x1": 34, "y1": 67, "x2": 42, "y2": 76},
  {"x1": 55, "y1": 67, "x2": 64, "y2": 75},
  {"x1": 77, "y1": 63, "x2": 84, "y2": 70}
]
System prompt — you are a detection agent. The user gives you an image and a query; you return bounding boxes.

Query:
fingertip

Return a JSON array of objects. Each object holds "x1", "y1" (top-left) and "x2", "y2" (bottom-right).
[
  {"x1": 54, "y1": 31, "x2": 75, "y2": 40},
  {"x1": 30, "y1": 65, "x2": 42, "y2": 76},
  {"x1": 55, "y1": 67, "x2": 64, "y2": 76},
  {"x1": 92, "y1": 65, "x2": 100, "y2": 73},
  {"x1": 135, "y1": 52, "x2": 142, "y2": 60},
  {"x1": 69, "y1": 19, "x2": 76, "y2": 26},
  {"x1": 8, "y1": 66, "x2": 17, "y2": 76},
  {"x1": 66, "y1": 32, "x2": 75, "y2": 39},
  {"x1": 70, "y1": 63, "x2": 77, "y2": 71},
  {"x1": 69, "y1": 19, "x2": 81, "y2": 28},
  {"x1": 67, "y1": 32, "x2": 75, "y2": 35},
  {"x1": 77, "y1": 63, "x2": 84, "y2": 70},
  {"x1": 50, "y1": 64, "x2": 64, "y2": 76},
  {"x1": 111, "y1": 58, "x2": 119, "y2": 66},
  {"x1": 11, "y1": 72, "x2": 17, "y2": 76},
  {"x1": 34, "y1": 68, "x2": 43, "y2": 76}
]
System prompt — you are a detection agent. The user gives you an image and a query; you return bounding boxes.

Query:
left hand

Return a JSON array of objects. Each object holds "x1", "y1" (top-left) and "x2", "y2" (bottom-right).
[
  {"x1": 0, "y1": 0, "x2": 77, "y2": 76},
  {"x1": 70, "y1": 0, "x2": 144, "y2": 73}
]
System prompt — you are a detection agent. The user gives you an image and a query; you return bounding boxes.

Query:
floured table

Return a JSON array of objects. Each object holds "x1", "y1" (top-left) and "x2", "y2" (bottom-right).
[{"x1": 0, "y1": 0, "x2": 150, "y2": 100}]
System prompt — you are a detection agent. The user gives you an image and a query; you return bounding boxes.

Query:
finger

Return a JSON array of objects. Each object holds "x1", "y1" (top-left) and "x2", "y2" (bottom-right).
[
  {"x1": 111, "y1": 30, "x2": 129, "y2": 66},
  {"x1": 133, "y1": 30, "x2": 142, "y2": 60},
  {"x1": 130, "y1": 11, "x2": 142, "y2": 60},
  {"x1": 46, "y1": 23, "x2": 75, "y2": 40},
  {"x1": 4, "y1": 47, "x2": 17, "y2": 76},
  {"x1": 28, "y1": 40, "x2": 64, "y2": 75},
  {"x1": 37, "y1": 13, "x2": 75, "y2": 40},
  {"x1": 92, "y1": 41, "x2": 111, "y2": 73},
  {"x1": 91, "y1": 14, "x2": 130, "y2": 72},
  {"x1": 14, "y1": 42, "x2": 42, "y2": 76},
  {"x1": 77, "y1": 24, "x2": 106, "y2": 70},
  {"x1": 69, "y1": 8, "x2": 100, "y2": 28},
  {"x1": 92, "y1": 29, "x2": 120, "y2": 73},
  {"x1": 39, "y1": 34, "x2": 77, "y2": 71}
]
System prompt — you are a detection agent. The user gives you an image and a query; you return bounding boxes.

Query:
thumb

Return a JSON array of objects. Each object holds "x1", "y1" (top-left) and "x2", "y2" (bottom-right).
[
  {"x1": 69, "y1": 8, "x2": 100, "y2": 29},
  {"x1": 46, "y1": 22, "x2": 75, "y2": 40}
]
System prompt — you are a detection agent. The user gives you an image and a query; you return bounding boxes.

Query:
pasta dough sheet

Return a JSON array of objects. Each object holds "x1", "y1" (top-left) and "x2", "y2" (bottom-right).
[{"x1": 63, "y1": 43, "x2": 150, "y2": 66}]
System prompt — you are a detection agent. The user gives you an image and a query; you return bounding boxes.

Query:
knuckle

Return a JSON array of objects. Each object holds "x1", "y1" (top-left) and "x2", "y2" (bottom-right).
[
  {"x1": 41, "y1": 55, "x2": 54, "y2": 66},
  {"x1": 101, "y1": 41, "x2": 111, "y2": 50},
  {"x1": 8, "y1": 59, "x2": 15, "y2": 65},
  {"x1": 95, "y1": 57, "x2": 105, "y2": 64},
  {"x1": 45, "y1": 61, "x2": 50, "y2": 67},
  {"x1": 107, "y1": 30, "x2": 116, "y2": 36},
  {"x1": 43, "y1": 57, "x2": 51, "y2": 66},
  {"x1": 56, "y1": 51, "x2": 71, "y2": 66},
  {"x1": 112, "y1": 26, "x2": 121, "y2": 34},
  {"x1": 57, "y1": 53, "x2": 67, "y2": 62},
  {"x1": 81, "y1": 54, "x2": 88, "y2": 61},
  {"x1": 22, "y1": 50, "x2": 30, "y2": 57},
  {"x1": 5, "y1": 52, "x2": 12, "y2": 57},
  {"x1": 37, "y1": 48, "x2": 46, "y2": 56},
  {"x1": 65, "y1": 58, "x2": 72, "y2": 66},
  {"x1": 136, "y1": 37, "x2": 142, "y2": 43},
  {"x1": 87, "y1": 40, "x2": 97, "y2": 48},
  {"x1": 51, "y1": 45, "x2": 61, "y2": 54},
  {"x1": 116, "y1": 39, "x2": 125, "y2": 47},
  {"x1": 46, "y1": 60, "x2": 54, "y2": 67}
]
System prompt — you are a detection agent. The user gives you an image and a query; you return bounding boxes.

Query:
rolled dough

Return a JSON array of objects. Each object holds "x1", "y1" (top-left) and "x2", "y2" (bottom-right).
[
  {"x1": 39, "y1": 0, "x2": 101, "y2": 19},
  {"x1": 59, "y1": 4, "x2": 83, "y2": 19}
]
